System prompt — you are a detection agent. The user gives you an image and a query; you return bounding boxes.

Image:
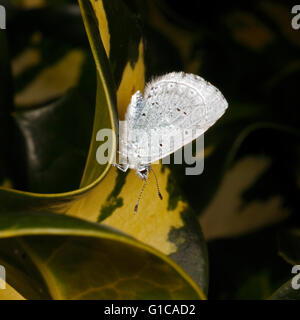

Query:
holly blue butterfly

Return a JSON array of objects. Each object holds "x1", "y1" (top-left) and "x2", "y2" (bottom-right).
[{"x1": 115, "y1": 72, "x2": 228, "y2": 212}]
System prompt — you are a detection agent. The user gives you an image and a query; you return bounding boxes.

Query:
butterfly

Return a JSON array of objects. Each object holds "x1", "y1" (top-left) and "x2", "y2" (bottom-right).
[{"x1": 114, "y1": 72, "x2": 228, "y2": 212}]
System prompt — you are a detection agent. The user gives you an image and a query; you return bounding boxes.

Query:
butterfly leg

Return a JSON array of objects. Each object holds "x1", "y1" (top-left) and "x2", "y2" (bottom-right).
[{"x1": 113, "y1": 163, "x2": 129, "y2": 172}]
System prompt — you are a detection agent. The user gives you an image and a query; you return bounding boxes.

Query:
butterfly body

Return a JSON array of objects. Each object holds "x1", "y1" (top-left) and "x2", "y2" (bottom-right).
[{"x1": 116, "y1": 162, "x2": 150, "y2": 180}]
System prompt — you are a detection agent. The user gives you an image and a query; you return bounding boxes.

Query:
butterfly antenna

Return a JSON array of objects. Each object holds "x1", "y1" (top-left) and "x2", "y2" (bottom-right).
[
  {"x1": 134, "y1": 179, "x2": 148, "y2": 214},
  {"x1": 150, "y1": 167, "x2": 163, "y2": 200}
]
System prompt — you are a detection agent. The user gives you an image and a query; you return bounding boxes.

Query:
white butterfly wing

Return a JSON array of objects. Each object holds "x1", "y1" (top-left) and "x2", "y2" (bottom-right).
[{"x1": 121, "y1": 72, "x2": 228, "y2": 166}]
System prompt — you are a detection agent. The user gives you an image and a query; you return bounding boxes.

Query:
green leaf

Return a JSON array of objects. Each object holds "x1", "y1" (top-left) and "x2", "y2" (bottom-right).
[
  {"x1": 0, "y1": 238, "x2": 51, "y2": 299},
  {"x1": 0, "y1": 210, "x2": 205, "y2": 300},
  {"x1": 0, "y1": 0, "x2": 118, "y2": 208},
  {"x1": 13, "y1": 88, "x2": 95, "y2": 193},
  {"x1": 269, "y1": 279, "x2": 300, "y2": 300},
  {"x1": 0, "y1": 30, "x2": 13, "y2": 184},
  {"x1": 278, "y1": 229, "x2": 300, "y2": 265},
  {"x1": 78, "y1": 0, "x2": 118, "y2": 187},
  {"x1": 168, "y1": 208, "x2": 209, "y2": 294}
]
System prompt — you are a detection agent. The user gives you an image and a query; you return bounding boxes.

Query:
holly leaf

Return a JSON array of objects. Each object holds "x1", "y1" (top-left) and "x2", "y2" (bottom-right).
[{"x1": 0, "y1": 210, "x2": 205, "y2": 300}]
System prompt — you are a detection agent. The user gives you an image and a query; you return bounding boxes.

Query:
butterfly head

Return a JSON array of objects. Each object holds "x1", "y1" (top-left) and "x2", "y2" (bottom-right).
[{"x1": 136, "y1": 165, "x2": 150, "y2": 180}]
